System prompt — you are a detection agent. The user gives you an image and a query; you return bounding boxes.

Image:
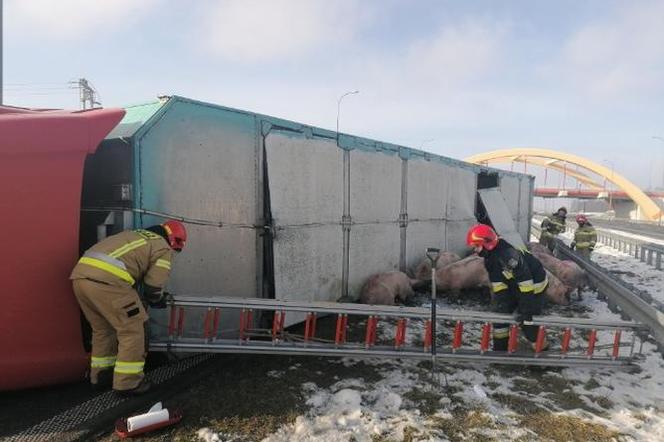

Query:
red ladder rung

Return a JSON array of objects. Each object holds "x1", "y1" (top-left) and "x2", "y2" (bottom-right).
[
  {"x1": 272, "y1": 311, "x2": 285, "y2": 341},
  {"x1": 239, "y1": 308, "x2": 253, "y2": 342},
  {"x1": 423, "y1": 320, "x2": 432, "y2": 351},
  {"x1": 394, "y1": 318, "x2": 407, "y2": 349},
  {"x1": 211, "y1": 308, "x2": 221, "y2": 340},
  {"x1": 587, "y1": 329, "x2": 597, "y2": 358},
  {"x1": 304, "y1": 313, "x2": 317, "y2": 342},
  {"x1": 452, "y1": 320, "x2": 463, "y2": 352},
  {"x1": 508, "y1": 324, "x2": 519, "y2": 353},
  {"x1": 168, "y1": 305, "x2": 177, "y2": 337},
  {"x1": 480, "y1": 323, "x2": 492, "y2": 353},
  {"x1": 612, "y1": 330, "x2": 622, "y2": 359},
  {"x1": 561, "y1": 327, "x2": 572, "y2": 356},
  {"x1": 335, "y1": 314, "x2": 347, "y2": 345},
  {"x1": 534, "y1": 326, "x2": 547, "y2": 356},
  {"x1": 365, "y1": 316, "x2": 378, "y2": 348},
  {"x1": 176, "y1": 307, "x2": 185, "y2": 338},
  {"x1": 203, "y1": 307, "x2": 213, "y2": 339}
]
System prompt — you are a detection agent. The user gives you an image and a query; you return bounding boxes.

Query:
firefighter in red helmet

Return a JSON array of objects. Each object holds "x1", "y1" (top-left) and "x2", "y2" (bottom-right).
[
  {"x1": 467, "y1": 224, "x2": 549, "y2": 352},
  {"x1": 70, "y1": 220, "x2": 187, "y2": 395},
  {"x1": 570, "y1": 214, "x2": 597, "y2": 259}
]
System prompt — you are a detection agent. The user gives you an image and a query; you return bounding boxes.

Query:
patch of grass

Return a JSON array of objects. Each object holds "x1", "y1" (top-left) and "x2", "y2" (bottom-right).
[
  {"x1": 403, "y1": 388, "x2": 444, "y2": 416},
  {"x1": 492, "y1": 393, "x2": 545, "y2": 415},
  {"x1": 584, "y1": 378, "x2": 601, "y2": 390},
  {"x1": 519, "y1": 412, "x2": 623, "y2": 442},
  {"x1": 429, "y1": 407, "x2": 497, "y2": 442}
]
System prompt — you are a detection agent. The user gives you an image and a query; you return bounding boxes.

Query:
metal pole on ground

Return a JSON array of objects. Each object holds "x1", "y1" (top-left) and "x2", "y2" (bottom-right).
[{"x1": 425, "y1": 247, "x2": 440, "y2": 370}]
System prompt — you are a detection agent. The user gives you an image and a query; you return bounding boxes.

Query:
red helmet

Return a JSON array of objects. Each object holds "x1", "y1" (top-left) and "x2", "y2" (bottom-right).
[
  {"x1": 162, "y1": 220, "x2": 187, "y2": 251},
  {"x1": 576, "y1": 214, "x2": 588, "y2": 224},
  {"x1": 466, "y1": 224, "x2": 499, "y2": 251}
]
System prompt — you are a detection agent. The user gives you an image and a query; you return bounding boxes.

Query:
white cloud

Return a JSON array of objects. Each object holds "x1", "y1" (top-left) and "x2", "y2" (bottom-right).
[
  {"x1": 201, "y1": 0, "x2": 366, "y2": 62},
  {"x1": 556, "y1": 1, "x2": 664, "y2": 100},
  {"x1": 6, "y1": 0, "x2": 159, "y2": 40}
]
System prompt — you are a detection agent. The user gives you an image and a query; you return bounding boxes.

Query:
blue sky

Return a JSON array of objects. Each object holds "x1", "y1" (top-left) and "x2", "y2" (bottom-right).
[{"x1": 4, "y1": 0, "x2": 664, "y2": 189}]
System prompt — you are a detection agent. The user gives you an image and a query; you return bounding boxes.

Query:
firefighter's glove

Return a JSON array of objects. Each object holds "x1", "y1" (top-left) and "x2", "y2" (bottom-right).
[
  {"x1": 148, "y1": 297, "x2": 168, "y2": 309},
  {"x1": 144, "y1": 284, "x2": 167, "y2": 309},
  {"x1": 570, "y1": 241, "x2": 576, "y2": 250}
]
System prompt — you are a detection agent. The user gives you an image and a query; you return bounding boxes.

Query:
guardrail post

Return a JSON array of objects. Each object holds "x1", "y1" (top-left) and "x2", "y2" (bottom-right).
[{"x1": 656, "y1": 252, "x2": 662, "y2": 270}]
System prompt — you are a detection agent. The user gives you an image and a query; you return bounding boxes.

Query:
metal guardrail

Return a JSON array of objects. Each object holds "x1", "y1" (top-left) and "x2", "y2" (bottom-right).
[
  {"x1": 556, "y1": 242, "x2": 664, "y2": 353},
  {"x1": 564, "y1": 225, "x2": 664, "y2": 271},
  {"x1": 531, "y1": 221, "x2": 664, "y2": 353}
]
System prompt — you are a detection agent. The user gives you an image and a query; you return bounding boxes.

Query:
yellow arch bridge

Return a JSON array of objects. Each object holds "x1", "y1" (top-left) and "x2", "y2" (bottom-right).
[{"x1": 465, "y1": 148, "x2": 663, "y2": 221}]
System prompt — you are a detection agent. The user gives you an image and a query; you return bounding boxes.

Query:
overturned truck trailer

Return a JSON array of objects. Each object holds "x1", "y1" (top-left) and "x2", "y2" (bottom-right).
[{"x1": 81, "y1": 96, "x2": 533, "y2": 333}]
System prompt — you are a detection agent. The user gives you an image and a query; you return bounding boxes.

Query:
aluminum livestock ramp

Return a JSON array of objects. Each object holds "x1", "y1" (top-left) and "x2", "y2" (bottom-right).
[{"x1": 149, "y1": 296, "x2": 646, "y2": 369}]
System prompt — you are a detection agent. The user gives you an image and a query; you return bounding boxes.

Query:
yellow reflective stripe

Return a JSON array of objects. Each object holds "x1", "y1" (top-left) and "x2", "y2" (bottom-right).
[
  {"x1": 155, "y1": 259, "x2": 171, "y2": 270},
  {"x1": 114, "y1": 361, "x2": 145, "y2": 374},
  {"x1": 533, "y1": 278, "x2": 548, "y2": 294},
  {"x1": 79, "y1": 257, "x2": 136, "y2": 285},
  {"x1": 502, "y1": 270, "x2": 514, "y2": 280},
  {"x1": 492, "y1": 282, "x2": 508, "y2": 292},
  {"x1": 109, "y1": 239, "x2": 147, "y2": 258},
  {"x1": 91, "y1": 356, "x2": 117, "y2": 368},
  {"x1": 493, "y1": 328, "x2": 510, "y2": 338},
  {"x1": 518, "y1": 279, "x2": 535, "y2": 293}
]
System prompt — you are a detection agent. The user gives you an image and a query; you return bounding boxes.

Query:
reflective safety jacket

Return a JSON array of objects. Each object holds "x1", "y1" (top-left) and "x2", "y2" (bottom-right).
[
  {"x1": 481, "y1": 239, "x2": 548, "y2": 295},
  {"x1": 70, "y1": 229, "x2": 173, "y2": 288},
  {"x1": 574, "y1": 223, "x2": 597, "y2": 250},
  {"x1": 541, "y1": 213, "x2": 566, "y2": 236}
]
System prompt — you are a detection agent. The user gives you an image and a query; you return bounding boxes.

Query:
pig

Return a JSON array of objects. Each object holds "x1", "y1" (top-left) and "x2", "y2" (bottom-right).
[
  {"x1": 359, "y1": 271, "x2": 416, "y2": 306},
  {"x1": 413, "y1": 251, "x2": 462, "y2": 281},
  {"x1": 530, "y1": 245, "x2": 586, "y2": 293},
  {"x1": 434, "y1": 255, "x2": 490, "y2": 293},
  {"x1": 543, "y1": 269, "x2": 569, "y2": 305},
  {"x1": 528, "y1": 241, "x2": 553, "y2": 257},
  {"x1": 556, "y1": 260, "x2": 587, "y2": 294}
]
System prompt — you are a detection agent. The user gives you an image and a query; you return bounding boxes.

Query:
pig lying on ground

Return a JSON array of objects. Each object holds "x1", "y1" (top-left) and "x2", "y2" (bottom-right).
[
  {"x1": 413, "y1": 251, "x2": 462, "y2": 281},
  {"x1": 529, "y1": 244, "x2": 586, "y2": 294},
  {"x1": 434, "y1": 255, "x2": 490, "y2": 293},
  {"x1": 359, "y1": 271, "x2": 416, "y2": 305}
]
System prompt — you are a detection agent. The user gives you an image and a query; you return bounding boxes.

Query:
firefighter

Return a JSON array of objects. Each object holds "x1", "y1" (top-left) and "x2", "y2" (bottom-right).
[
  {"x1": 70, "y1": 220, "x2": 187, "y2": 396},
  {"x1": 539, "y1": 206, "x2": 567, "y2": 252},
  {"x1": 467, "y1": 224, "x2": 549, "y2": 352},
  {"x1": 570, "y1": 214, "x2": 597, "y2": 259}
]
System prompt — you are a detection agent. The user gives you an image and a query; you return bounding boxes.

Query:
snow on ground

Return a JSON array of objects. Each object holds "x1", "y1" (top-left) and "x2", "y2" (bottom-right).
[
  {"x1": 559, "y1": 231, "x2": 664, "y2": 305},
  {"x1": 254, "y1": 292, "x2": 664, "y2": 441},
  {"x1": 199, "y1": 237, "x2": 664, "y2": 442}
]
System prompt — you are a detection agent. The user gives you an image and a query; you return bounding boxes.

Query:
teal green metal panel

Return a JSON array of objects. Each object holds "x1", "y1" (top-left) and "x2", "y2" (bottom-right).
[{"x1": 105, "y1": 99, "x2": 167, "y2": 139}]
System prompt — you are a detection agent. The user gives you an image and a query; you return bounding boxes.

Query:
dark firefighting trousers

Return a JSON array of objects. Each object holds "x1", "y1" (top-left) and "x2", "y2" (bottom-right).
[
  {"x1": 72, "y1": 279, "x2": 148, "y2": 390},
  {"x1": 492, "y1": 286, "x2": 543, "y2": 351}
]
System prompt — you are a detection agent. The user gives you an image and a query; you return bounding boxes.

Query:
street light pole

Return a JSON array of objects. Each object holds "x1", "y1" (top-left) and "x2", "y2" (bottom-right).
[
  {"x1": 336, "y1": 90, "x2": 359, "y2": 142},
  {"x1": 337, "y1": 90, "x2": 359, "y2": 300},
  {"x1": 602, "y1": 159, "x2": 615, "y2": 211}
]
